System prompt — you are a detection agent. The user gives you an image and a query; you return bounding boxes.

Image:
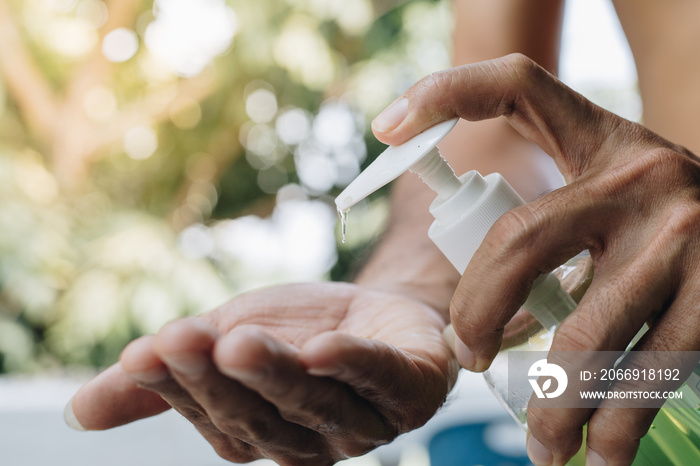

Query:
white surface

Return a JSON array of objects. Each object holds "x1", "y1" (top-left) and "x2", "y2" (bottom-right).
[
  {"x1": 560, "y1": 0, "x2": 636, "y2": 88},
  {"x1": 0, "y1": 370, "x2": 513, "y2": 466},
  {"x1": 0, "y1": 373, "x2": 235, "y2": 465}
]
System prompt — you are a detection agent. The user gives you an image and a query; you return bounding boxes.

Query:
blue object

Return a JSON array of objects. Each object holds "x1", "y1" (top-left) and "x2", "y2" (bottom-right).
[{"x1": 429, "y1": 422, "x2": 532, "y2": 466}]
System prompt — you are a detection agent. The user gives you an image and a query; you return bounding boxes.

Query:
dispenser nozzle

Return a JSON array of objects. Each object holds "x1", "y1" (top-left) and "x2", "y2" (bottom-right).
[{"x1": 335, "y1": 118, "x2": 460, "y2": 212}]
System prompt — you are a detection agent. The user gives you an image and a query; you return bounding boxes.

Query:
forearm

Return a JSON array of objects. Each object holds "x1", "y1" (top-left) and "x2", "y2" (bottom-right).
[
  {"x1": 613, "y1": 0, "x2": 700, "y2": 149},
  {"x1": 353, "y1": 174, "x2": 458, "y2": 321},
  {"x1": 445, "y1": 0, "x2": 566, "y2": 192}
]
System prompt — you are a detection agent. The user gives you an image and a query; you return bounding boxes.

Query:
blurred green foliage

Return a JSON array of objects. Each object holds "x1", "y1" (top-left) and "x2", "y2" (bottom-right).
[{"x1": 0, "y1": 0, "x2": 451, "y2": 372}]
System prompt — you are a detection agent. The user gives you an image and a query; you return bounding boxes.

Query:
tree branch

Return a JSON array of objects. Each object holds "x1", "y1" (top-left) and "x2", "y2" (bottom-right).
[
  {"x1": 0, "y1": 0, "x2": 58, "y2": 143},
  {"x1": 51, "y1": 0, "x2": 146, "y2": 185},
  {"x1": 94, "y1": 69, "x2": 220, "y2": 155}
]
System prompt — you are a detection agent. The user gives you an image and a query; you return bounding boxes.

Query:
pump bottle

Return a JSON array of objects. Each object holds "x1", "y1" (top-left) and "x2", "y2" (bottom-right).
[
  {"x1": 335, "y1": 119, "x2": 700, "y2": 464},
  {"x1": 336, "y1": 118, "x2": 576, "y2": 424}
]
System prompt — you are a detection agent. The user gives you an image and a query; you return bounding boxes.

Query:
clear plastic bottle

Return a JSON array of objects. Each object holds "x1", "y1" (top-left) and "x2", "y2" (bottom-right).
[{"x1": 480, "y1": 253, "x2": 592, "y2": 427}]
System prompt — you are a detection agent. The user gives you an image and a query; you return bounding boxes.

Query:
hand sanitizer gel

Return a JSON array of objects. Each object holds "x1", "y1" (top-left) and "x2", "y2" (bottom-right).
[{"x1": 336, "y1": 118, "x2": 577, "y2": 426}]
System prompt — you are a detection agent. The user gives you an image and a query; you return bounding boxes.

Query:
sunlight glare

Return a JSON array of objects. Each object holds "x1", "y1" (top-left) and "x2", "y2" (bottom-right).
[
  {"x1": 124, "y1": 126, "x2": 158, "y2": 160},
  {"x1": 145, "y1": 0, "x2": 237, "y2": 77},
  {"x1": 102, "y1": 27, "x2": 139, "y2": 63}
]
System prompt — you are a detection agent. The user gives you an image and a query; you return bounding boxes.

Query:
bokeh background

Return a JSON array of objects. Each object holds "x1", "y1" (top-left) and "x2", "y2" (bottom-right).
[
  {"x1": 0, "y1": 0, "x2": 641, "y2": 376},
  {"x1": 0, "y1": 0, "x2": 639, "y2": 464},
  {"x1": 0, "y1": 0, "x2": 458, "y2": 372}
]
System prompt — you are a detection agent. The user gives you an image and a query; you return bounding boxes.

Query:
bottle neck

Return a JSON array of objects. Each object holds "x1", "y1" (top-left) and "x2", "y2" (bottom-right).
[{"x1": 409, "y1": 147, "x2": 462, "y2": 200}]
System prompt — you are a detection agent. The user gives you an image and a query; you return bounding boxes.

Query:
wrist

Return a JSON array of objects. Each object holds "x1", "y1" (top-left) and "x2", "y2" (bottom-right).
[{"x1": 353, "y1": 237, "x2": 458, "y2": 323}]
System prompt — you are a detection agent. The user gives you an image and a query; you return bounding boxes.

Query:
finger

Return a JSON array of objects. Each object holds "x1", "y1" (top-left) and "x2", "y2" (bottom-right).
[
  {"x1": 371, "y1": 53, "x2": 628, "y2": 179},
  {"x1": 585, "y1": 280, "x2": 700, "y2": 465},
  {"x1": 450, "y1": 184, "x2": 594, "y2": 372},
  {"x1": 154, "y1": 319, "x2": 333, "y2": 463},
  {"x1": 214, "y1": 326, "x2": 392, "y2": 457},
  {"x1": 523, "y1": 240, "x2": 689, "y2": 464},
  {"x1": 451, "y1": 157, "x2": 689, "y2": 369},
  {"x1": 120, "y1": 327, "x2": 263, "y2": 463},
  {"x1": 121, "y1": 334, "x2": 209, "y2": 421},
  {"x1": 587, "y1": 407, "x2": 658, "y2": 466},
  {"x1": 583, "y1": 355, "x2": 666, "y2": 466},
  {"x1": 67, "y1": 360, "x2": 171, "y2": 431},
  {"x1": 301, "y1": 331, "x2": 452, "y2": 431},
  {"x1": 547, "y1": 199, "x2": 691, "y2": 357}
]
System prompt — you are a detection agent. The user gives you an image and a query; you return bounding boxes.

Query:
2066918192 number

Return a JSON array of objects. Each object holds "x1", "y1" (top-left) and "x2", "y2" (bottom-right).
[{"x1": 599, "y1": 368, "x2": 681, "y2": 382}]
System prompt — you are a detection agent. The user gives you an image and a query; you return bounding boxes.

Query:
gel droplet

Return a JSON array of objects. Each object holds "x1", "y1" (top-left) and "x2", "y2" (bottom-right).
[{"x1": 338, "y1": 208, "x2": 348, "y2": 243}]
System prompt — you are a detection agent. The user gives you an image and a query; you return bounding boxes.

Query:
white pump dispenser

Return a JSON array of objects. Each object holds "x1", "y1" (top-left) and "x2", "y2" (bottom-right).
[{"x1": 336, "y1": 118, "x2": 576, "y2": 332}]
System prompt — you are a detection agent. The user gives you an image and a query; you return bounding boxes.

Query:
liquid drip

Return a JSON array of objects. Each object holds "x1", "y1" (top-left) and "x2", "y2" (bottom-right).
[{"x1": 338, "y1": 209, "x2": 348, "y2": 243}]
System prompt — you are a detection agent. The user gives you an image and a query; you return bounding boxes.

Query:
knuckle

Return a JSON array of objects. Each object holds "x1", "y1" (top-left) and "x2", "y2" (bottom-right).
[
  {"x1": 237, "y1": 417, "x2": 273, "y2": 443},
  {"x1": 209, "y1": 437, "x2": 257, "y2": 463},
  {"x1": 200, "y1": 378, "x2": 236, "y2": 401},
  {"x1": 487, "y1": 206, "x2": 542, "y2": 254},
  {"x1": 283, "y1": 394, "x2": 398, "y2": 445},
  {"x1": 177, "y1": 405, "x2": 214, "y2": 427},
  {"x1": 481, "y1": 54, "x2": 539, "y2": 115},
  {"x1": 280, "y1": 396, "x2": 337, "y2": 433},
  {"x1": 599, "y1": 147, "x2": 697, "y2": 196},
  {"x1": 587, "y1": 411, "x2": 646, "y2": 463},
  {"x1": 340, "y1": 431, "x2": 398, "y2": 460},
  {"x1": 497, "y1": 53, "x2": 545, "y2": 91},
  {"x1": 213, "y1": 412, "x2": 273, "y2": 444},
  {"x1": 527, "y1": 406, "x2": 580, "y2": 453},
  {"x1": 638, "y1": 147, "x2": 696, "y2": 186},
  {"x1": 659, "y1": 202, "x2": 700, "y2": 241},
  {"x1": 339, "y1": 445, "x2": 383, "y2": 461},
  {"x1": 500, "y1": 53, "x2": 538, "y2": 78},
  {"x1": 553, "y1": 315, "x2": 609, "y2": 352}
]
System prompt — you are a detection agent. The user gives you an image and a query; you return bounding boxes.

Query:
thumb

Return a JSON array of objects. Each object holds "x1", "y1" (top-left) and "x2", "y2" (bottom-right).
[{"x1": 371, "y1": 53, "x2": 621, "y2": 181}]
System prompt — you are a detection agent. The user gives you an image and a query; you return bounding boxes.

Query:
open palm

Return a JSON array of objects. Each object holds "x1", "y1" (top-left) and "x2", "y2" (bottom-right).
[{"x1": 69, "y1": 282, "x2": 458, "y2": 465}]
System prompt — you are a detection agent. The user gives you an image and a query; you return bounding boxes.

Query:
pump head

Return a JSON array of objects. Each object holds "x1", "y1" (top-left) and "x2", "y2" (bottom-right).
[{"x1": 335, "y1": 118, "x2": 460, "y2": 212}]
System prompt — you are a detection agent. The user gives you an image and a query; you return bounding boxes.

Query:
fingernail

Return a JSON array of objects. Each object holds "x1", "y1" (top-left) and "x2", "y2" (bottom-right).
[
  {"x1": 372, "y1": 97, "x2": 408, "y2": 133},
  {"x1": 527, "y1": 435, "x2": 553, "y2": 466},
  {"x1": 64, "y1": 397, "x2": 86, "y2": 432},
  {"x1": 586, "y1": 448, "x2": 607, "y2": 466},
  {"x1": 454, "y1": 337, "x2": 476, "y2": 370},
  {"x1": 219, "y1": 365, "x2": 268, "y2": 383},
  {"x1": 128, "y1": 367, "x2": 171, "y2": 384},
  {"x1": 307, "y1": 365, "x2": 343, "y2": 377},
  {"x1": 442, "y1": 324, "x2": 457, "y2": 355}
]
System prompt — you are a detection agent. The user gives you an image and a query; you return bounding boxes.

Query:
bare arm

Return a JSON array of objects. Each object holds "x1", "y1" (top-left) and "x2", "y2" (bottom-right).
[{"x1": 613, "y1": 0, "x2": 700, "y2": 150}]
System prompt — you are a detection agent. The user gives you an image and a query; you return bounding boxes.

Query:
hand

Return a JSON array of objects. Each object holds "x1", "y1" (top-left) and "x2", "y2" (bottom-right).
[
  {"x1": 67, "y1": 282, "x2": 457, "y2": 465},
  {"x1": 372, "y1": 54, "x2": 700, "y2": 465}
]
